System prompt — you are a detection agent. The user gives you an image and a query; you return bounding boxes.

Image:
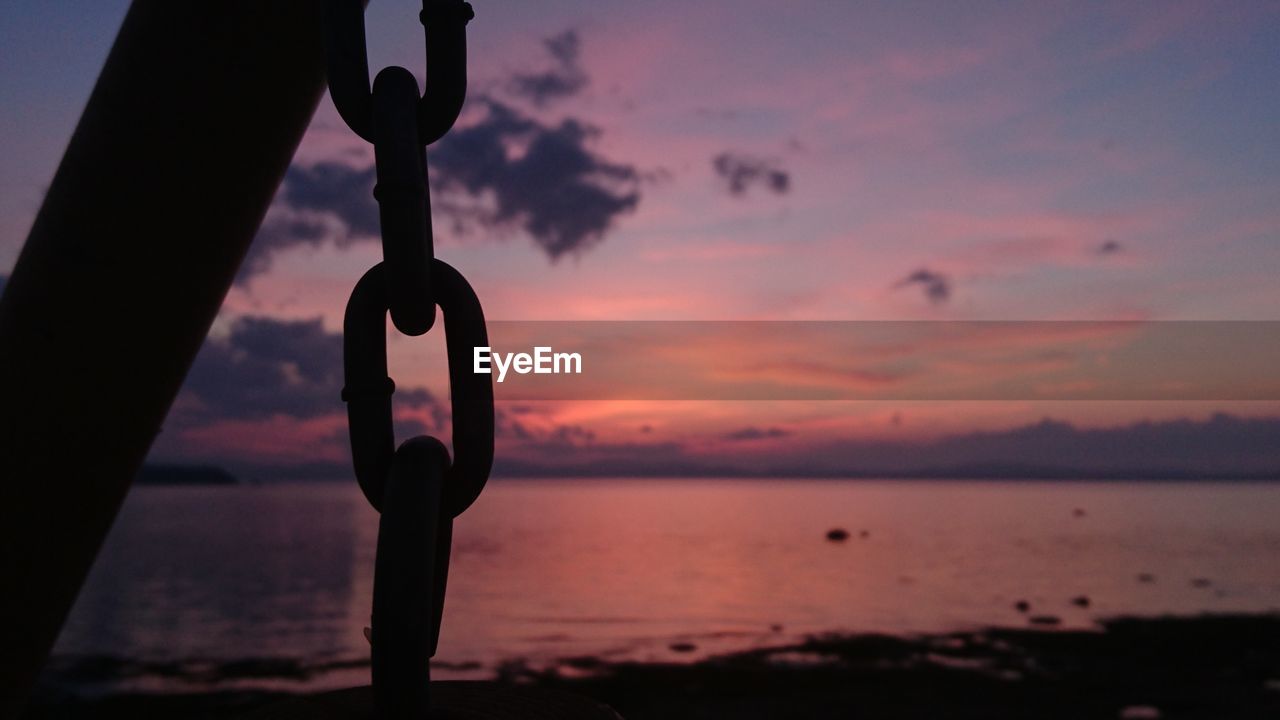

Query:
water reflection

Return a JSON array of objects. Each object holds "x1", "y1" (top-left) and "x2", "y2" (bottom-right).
[
  {"x1": 52, "y1": 479, "x2": 1280, "y2": 691},
  {"x1": 61, "y1": 485, "x2": 368, "y2": 663}
]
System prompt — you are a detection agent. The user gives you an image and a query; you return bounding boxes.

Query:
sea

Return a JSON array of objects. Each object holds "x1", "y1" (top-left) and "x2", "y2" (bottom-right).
[{"x1": 46, "y1": 479, "x2": 1280, "y2": 694}]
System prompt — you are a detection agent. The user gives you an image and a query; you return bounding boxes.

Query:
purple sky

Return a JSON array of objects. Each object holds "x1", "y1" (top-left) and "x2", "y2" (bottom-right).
[{"x1": 2, "y1": 1, "x2": 1278, "y2": 477}]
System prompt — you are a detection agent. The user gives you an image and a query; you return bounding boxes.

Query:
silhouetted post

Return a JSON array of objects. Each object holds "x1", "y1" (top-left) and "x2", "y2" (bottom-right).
[{"x1": 0, "y1": 2, "x2": 337, "y2": 713}]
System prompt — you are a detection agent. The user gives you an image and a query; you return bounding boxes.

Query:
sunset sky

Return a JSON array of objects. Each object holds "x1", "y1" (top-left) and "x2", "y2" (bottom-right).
[{"x1": 2, "y1": 1, "x2": 1279, "y2": 478}]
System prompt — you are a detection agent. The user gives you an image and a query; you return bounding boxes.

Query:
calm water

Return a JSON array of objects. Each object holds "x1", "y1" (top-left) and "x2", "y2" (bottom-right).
[{"x1": 52, "y1": 480, "x2": 1280, "y2": 691}]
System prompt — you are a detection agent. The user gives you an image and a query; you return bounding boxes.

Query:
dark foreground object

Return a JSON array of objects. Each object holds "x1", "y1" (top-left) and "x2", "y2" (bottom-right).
[
  {"x1": 246, "y1": 683, "x2": 620, "y2": 720},
  {"x1": 0, "y1": 1, "x2": 335, "y2": 711},
  {"x1": 25, "y1": 615, "x2": 1280, "y2": 719}
]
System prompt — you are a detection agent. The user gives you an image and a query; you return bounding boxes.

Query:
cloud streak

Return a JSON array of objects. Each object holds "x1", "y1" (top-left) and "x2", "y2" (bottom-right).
[
  {"x1": 241, "y1": 28, "x2": 640, "y2": 277},
  {"x1": 712, "y1": 153, "x2": 790, "y2": 197},
  {"x1": 1098, "y1": 239, "x2": 1122, "y2": 255},
  {"x1": 724, "y1": 426, "x2": 790, "y2": 441},
  {"x1": 508, "y1": 30, "x2": 588, "y2": 107},
  {"x1": 895, "y1": 268, "x2": 952, "y2": 304},
  {"x1": 431, "y1": 98, "x2": 641, "y2": 259},
  {"x1": 180, "y1": 315, "x2": 433, "y2": 422},
  {"x1": 241, "y1": 163, "x2": 378, "y2": 280},
  {"x1": 494, "y1": 413, "x2": 1280, "y2": 479}
]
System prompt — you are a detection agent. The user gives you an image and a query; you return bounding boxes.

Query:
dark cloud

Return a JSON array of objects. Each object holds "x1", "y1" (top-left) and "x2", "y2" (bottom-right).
[
  {"x1": 431, "y1": 99, "x2": 641, "y2": 259},
  {"x1": 1097, "y1": 239, "x2": 1122, "y2": 255},
  {"x1": 509, "y1": 30, "x2": 588, "y2": 107},
  {"x1": 181, "y1": 315, "x2": 433, "y2": 421},
  {"x1": 895, "y1": 268, "x2": 952, "y2": 304},
  {"x1": 493, "y1": 440, "x2": 702, "y2": 477},
  {"x1": 724, "y1": 426, "x2": 790, "y2": 441},
  {"x1": 493, "y1": 404, "x2": 596, "y2": 446},
  {"x1": 548, "y1": 423, "x2": 596, "y2": 445},
  {"x1": 494, "y1": 405, "x2": 535, "y2": 440},
  {"x1": 783, "y1": 413, "x2": 1280, "y2": 479},
  {"x1": 495, "y1": 413, "x2": 1280, "y2": 479},
  {"x1": 281, "y1": 163, "x2": 380, "y2": 237},
  {"x1": 243, "y1": 216, "x2": 332, "y2": 280},
  {"x1": 394, "y1": 416, "x2": 432, "y2": 441},
  {"x1": 241, "y1": 163, "x2": 377, "y2": 282},
  {"x1": 238, "y1": 29, "x2": 638, "y2": 277},
  {"x1": 712, "y1": 153, "x2": 791, "y2": 196}
]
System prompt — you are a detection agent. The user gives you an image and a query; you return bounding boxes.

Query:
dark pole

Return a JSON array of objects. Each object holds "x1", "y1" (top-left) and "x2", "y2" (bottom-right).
[{"x1": 0, "y1": 2, "x2": 341, "y2": 713}]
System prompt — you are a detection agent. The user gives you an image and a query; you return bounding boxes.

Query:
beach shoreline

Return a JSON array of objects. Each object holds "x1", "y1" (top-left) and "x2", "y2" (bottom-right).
[{"x1": 24, "y1": 612, "x2": 1280, "y2": 719}]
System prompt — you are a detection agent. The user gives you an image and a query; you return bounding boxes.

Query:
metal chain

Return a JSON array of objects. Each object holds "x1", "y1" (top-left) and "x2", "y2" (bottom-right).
[
  {"x1": 326, "y1": 3, "x2": 491, "y2": 717},
  {"x1": 326, "y1": 0, "x2": 475, "y2": 336}
]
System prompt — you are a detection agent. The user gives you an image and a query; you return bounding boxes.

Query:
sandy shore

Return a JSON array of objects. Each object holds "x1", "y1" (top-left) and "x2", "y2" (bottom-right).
[{"x1": 23, "y1": 614, "x2": 1280, "y2": 719}]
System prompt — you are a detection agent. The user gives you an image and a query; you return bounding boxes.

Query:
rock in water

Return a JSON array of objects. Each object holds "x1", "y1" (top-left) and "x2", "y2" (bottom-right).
[{"x1": 826, "y1": 528, "x2": 850, "y2": 542}]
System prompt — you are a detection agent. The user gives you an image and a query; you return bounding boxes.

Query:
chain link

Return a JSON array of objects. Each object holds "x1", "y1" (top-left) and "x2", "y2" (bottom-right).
[
  {"x1": 343, "y1": 260, "x2": 495, "y2": 514},
  {"x1": 327, "y1": 3, "x2": 490, "y2": 716},
  {"x1": 328, "y1": 0, "x2": 474, "y2": 336},
  {"x1": 325, "y1": 0, "x2": 474, "y2": 144}
]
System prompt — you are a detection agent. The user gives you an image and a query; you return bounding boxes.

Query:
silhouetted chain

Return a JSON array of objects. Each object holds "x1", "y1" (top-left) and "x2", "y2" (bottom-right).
[
  {"x1": 327, "y1": 0, "x2": 474, "y2": 336},
  {"x1": 326, "y1": 3, "x2": 493, "y2": 718}
]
